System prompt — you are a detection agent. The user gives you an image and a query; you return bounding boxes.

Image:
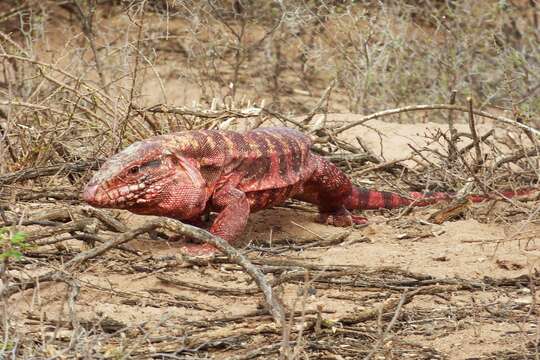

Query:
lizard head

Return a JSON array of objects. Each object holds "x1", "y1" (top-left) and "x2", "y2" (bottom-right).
[{"x1": 83, "y1": 138, "x2": 207, "y2": 220}]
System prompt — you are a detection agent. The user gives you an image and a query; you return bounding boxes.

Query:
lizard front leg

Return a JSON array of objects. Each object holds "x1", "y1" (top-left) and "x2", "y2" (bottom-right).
[{"x1": 180, "y1": 186, "x2": 250, "y2": 255}]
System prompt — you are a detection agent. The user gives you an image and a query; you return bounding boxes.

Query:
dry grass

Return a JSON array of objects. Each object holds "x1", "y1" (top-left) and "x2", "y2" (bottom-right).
[{"x1": 0, "y1": 0, "x2": 539, "y2": 358}]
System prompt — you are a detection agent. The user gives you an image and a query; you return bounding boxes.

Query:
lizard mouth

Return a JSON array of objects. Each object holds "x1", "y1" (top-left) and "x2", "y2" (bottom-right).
[
  {"x1": 83, "y1": 183, "x2": 148, "y2": 209},
  {"x1": 83, "y1": 184, "x2": 101, "y2": 205}
]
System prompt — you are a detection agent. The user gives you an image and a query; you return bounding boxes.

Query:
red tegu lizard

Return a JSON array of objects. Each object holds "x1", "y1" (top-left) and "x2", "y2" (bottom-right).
[{"x1": 82, "y1": 127, "x2": 519, "y2": 255}]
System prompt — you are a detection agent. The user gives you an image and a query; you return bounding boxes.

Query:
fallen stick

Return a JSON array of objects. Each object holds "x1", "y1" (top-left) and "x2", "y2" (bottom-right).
[
  {"x1": 157, "y1": 274, "x2": 259, "y2": 295},
  {"x1": 336, "y1": 284, "x2": 459, "y2": 326},
  {"x1": 25, "y1": 218, "x2": 99, "y2": 243}
]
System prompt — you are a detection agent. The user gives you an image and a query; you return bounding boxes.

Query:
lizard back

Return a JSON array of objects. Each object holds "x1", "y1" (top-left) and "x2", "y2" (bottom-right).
[
  {"x1": 156, "y1": 127, "x2": 315, "y2": 192},
  {"x1": 240, "y1": 127, "x2": 315, "y2": 192}
]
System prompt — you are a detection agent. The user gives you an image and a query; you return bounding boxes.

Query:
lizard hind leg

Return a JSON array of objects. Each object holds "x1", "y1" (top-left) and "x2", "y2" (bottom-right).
[{"x1": 295, "y1": 156, "x2": 367, "y2": 227}]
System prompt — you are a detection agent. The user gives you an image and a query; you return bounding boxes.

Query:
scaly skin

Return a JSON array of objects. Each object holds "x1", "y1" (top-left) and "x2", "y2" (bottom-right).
[{"x1": 83, "y1": 127, "x2": 522, "y2": 255}]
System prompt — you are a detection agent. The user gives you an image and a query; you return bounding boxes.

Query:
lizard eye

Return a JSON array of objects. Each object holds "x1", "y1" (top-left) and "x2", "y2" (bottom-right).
[
  {"x1": 141, "y1": 159, "x2": 162, "y2": 170},
  {"x1": 129, "y1": 166, "x2": 140, "y2": 175}
]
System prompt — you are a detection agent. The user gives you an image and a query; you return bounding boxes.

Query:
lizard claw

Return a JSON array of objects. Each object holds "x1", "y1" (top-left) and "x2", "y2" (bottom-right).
[
  {"x1": 318, "y1": 212, "x2": 353, "y2": 227},
  {"x1": 350, "y1": 215, "x2": 369, "y2": 225},
  {"x1": 318, "y1": 210, "x2": 369, "y2": 227}
]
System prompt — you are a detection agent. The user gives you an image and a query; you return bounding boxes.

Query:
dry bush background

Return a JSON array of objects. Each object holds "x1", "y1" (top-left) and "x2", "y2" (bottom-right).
[
  {"x1": 0, "y1": 0, "x2": 539, "y2": 359},
  {"x1": 1, "y1": 0, "x2": 539, "y2": 171}
]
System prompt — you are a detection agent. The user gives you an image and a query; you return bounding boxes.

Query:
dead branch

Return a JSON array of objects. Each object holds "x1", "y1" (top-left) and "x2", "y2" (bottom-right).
[
  {"x1": 26, "y1": 218, "x2": 99, "y2": 243},
  {"x1": 142, "y1": 104, "x2": 264, "y2": 119},
  {"x1": 447, "y1": 90, "x2": 458, "y2": 162},
  {"x1": 157, "y1": 274, "x2": 259, "y2": 295},
  {"x1": 457, "y1": 129, "x2": 494, "y2": 156},
  {"x1": 303, "y1": 79, "x2": 336, "y2": 125},
  {"x1": 335, "y1": 104, "x2": 540, "y2": 136},
  {"x1": 0, "y1": 160, "x2": 103, "y2": 186},
  {"x1": 81, "y1": 207, "x2": 128, "y2": 233},
  {"x1": 354, "y1": 156, "x2": 412, "y2": 177},
  {"x1": 2, "y1": 190, "x2": 81, "y2": 202},
  {"x1": 494, "y1": 147, "x2": 540, "y2": 168},
  {"x1": 336, "y1": 285, "x2": 459, "y2": 326},
  {"x1": 467, "y1": 97, "x2": 483, "y2": 170},
  {"x1": 363, "y1": 290, "x2": 408, "y2": 360}
]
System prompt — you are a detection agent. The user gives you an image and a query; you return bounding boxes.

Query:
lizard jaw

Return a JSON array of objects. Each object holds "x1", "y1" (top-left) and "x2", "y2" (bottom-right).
[
  {"x1": 83, "y1": 183, "x2": 148, "y2": 209},
  {"x1": 83, "y1": 184, "x2": 100, "y2": 205}
]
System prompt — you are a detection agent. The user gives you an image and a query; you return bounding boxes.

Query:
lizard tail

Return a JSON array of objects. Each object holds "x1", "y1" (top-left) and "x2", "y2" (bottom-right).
[
  {"x1": 343, "y1": 187, "x2": 535, "y2": 211},
  {"x1": 343, "y1": 188, "x2": 452, "y2": 210}
]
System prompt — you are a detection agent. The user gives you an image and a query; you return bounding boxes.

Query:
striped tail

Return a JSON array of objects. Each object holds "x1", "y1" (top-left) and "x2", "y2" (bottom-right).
[
  {"x1": 344, "y1": 188, "x2": 452, "y2": 210},
  {"x1": 344, "y1": 187, "x2": 535, "y2": 211}
]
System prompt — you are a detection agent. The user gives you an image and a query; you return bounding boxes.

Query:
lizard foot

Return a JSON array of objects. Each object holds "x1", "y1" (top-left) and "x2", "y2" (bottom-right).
[
  {"x1": 179, "y1": 242, "x2": 218, "y2": 256},
  {"x1": 318, "y1": 210, "x2": 369, "y2": 227},
  {"x1": 171, "y1": 235, "x2": 217, "y2": 256},
  {"x1": 350, "y1": 215, "x2": 369, "y2": 225}
]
